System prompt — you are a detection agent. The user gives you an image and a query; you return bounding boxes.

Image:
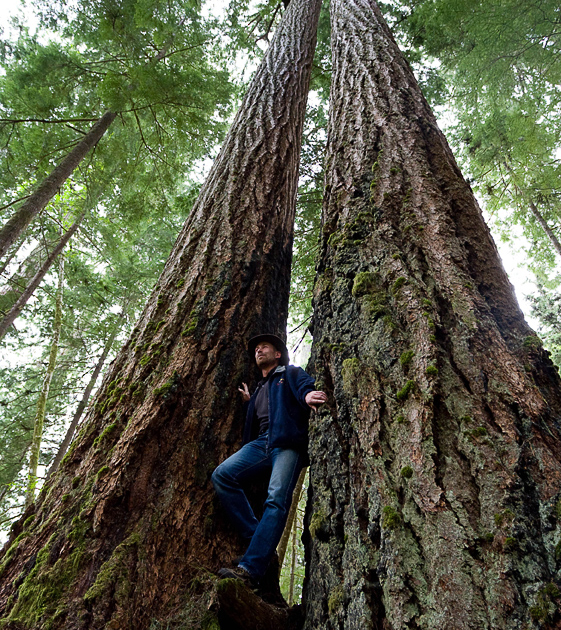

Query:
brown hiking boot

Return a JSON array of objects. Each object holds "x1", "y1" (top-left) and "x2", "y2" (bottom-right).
[{"x1": 218, "y1": 566, "x2": 259, "y2": 590}]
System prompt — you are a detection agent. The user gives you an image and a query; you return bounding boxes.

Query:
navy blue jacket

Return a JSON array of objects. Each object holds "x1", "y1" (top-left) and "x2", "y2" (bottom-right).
[{"x1": 242, "y1": 365, "x2": 315, "y2": 452}]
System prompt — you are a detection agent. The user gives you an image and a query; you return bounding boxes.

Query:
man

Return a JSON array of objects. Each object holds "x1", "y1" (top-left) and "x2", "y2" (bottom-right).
[{"x1": 212, "y1": 333, "x2": 327, "y2": 589}]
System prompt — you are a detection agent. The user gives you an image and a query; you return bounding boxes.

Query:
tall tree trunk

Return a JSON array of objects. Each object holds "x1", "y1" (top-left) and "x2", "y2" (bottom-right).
[
  {"x1": 288, "y1": 512, "x2": 298, "y2": 605},
  {"x1": 0, "y1": 209, "x2": 85, "y2": 342},
  {"x1": 25, "y1": 255, "x2": 64, "y2": 508},
  {"x1": 0, "y1": 111, "x2": 115, "y2": 261},
  {"x1": 0, "y1": 242, "x2": 47, "y2": 315},
  {"x1": 46, "y1": 321, "x2": 121, "y2": 480},
  {"x1": 304, "y1": 1, "x2": 561, "y2": 629},
  {"x1": 0, "y1": 234, "x2": 28, "y2": 278},
  {"x1": 0, "y1": 1, "x2": 321, "y2": 628}
]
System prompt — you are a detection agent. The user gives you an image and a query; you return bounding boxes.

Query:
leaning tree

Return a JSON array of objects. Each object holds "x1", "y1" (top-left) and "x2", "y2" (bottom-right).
[
  {"x1": 304, "y1": 0, "x2": 561, "y2": 628},
  {"x1": 0, "y1": 0, "x2": 322, "y2": 627}
]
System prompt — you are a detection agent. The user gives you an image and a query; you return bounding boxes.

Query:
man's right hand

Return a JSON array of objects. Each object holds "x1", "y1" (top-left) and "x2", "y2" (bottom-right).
[{"x1": 238, "y1": 382, "x2": 250, "y2": 402}]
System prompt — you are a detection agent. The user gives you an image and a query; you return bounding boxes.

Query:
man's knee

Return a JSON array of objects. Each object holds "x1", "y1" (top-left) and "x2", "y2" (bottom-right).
[{"x1": 211, "y1": 464, "x2": 223, "y2": 491}]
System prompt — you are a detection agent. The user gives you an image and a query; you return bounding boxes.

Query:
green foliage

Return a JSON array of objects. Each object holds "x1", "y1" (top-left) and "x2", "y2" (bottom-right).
[
  {"x1": 529, "y1": 282, "x2": 561, "y2": 370},
  {"x1": 288, "y1": 101, "x2": 327, "y2": 332}
]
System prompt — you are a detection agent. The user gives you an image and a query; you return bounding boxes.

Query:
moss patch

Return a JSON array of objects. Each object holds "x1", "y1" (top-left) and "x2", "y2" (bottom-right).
[
  {"x1": 392, "y1": 277, "x2": 407, "y2": 294},
  {"x1": 523, "y1": 335, "x2": 542, "y2": 350},
  {"x1": 328, "y1": 585, "x2": 345, "y2": 614},
  {"x1": 399, "y1": 350, "x2": 414, "y2": 368},
  {"x1": 84, "y1": 532, "x2": 141, "y2": 603},
  {"x1": 396, "y1": 380, "x2": 415, "y2": 402},
  {"x1": 342, "y1": 358, "x2": 362, "y2": 395},
  {"x1": 382, "y1": 506, "x2": 401, "y2": 530},
  {"x1": 352, "y1": 272, "x2": 377, "y2": 298},
  {"x1": 93, "y1": 423, "x2": 117, "y2": 449},
  {"x1": 400, "y1": 465, "x2": 414, "y2": 479},
  {"x1": 6, "y1": 535, "x2": 88, "y2": 628},
  {"x1": 309, "y1": 511, "x2": 328, "y2": 540}
]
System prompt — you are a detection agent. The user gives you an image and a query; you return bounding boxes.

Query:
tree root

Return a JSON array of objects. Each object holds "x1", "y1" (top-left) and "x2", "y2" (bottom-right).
[{"x1": 211, "y1": 578, "x2": 303, "y2": 630}]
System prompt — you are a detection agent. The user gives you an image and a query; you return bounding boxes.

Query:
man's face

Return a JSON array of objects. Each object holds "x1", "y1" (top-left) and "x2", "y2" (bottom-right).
[{"x1": 255, "y1": 342, "x2": 281, "y2": 368}]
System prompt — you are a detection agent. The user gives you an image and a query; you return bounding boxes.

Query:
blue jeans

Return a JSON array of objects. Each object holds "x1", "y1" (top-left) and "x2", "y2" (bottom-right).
[{"x1": 211, "y1": 433, "x2": 304, "y2": 578}]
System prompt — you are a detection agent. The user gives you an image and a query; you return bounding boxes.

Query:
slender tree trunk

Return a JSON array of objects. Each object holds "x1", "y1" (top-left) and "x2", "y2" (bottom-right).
[
  {"x1": 0, "y1": 242, "x2": 47, "y2": 314},
  {"x1": 0, "y1": 1, "x2": 321, "y2": 628},
  {"x1": 278, "y1": 468, "x2": 306, "y2": 567},
  {"x1": 46, "y1": 322, "x2": 121, "y2": 480},
  {"x1": 25, "y1": 255, "x2": 64, "y2": 508},
  {"x1": 0, "y1": 209, "x2": 85, "y2": 341},
  {"x1": 0, "y1": 234, "x2": 28, "y2": 278},
  {"x1": 0, "y1": 111, "x2": 115, "y2": 261},
  {"x1": 288, "y1": 510, "x2": 298, "y2": 606},
  {"x1": 503, "y1": 161, "x2": 561, "y2": 258},
  {"x1": 304, "y1": 1, "x2": 561, "y2": 629}
]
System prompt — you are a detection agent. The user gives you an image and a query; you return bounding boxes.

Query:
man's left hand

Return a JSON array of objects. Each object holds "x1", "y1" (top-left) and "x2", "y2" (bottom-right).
[{"x1": 305, "y1": 391, "x2": 328, "y2": 411}]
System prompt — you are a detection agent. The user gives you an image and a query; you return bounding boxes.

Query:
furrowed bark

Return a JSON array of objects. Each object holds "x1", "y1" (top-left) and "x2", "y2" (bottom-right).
[
  {"x1": 0, "y1": 0, "x2": 321, "y2": 627},
  {"x1": 25, "y1": 255, "x2": 64, "y2": 508},
  {"x1": 0, "y1": 210, "x2": 86, "y2": 342},
  {"x1": 0, "y1": 112, "x2": 116, "y2": 261},
  {"x1": 304, "y1": 1, "x2": 561, "y2": 629}
]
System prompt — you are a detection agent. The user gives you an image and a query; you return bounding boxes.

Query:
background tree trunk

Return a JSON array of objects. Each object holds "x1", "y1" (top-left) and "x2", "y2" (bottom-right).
[
  {"x1": 304, "y1": 1, "x2": 561, "y2": 629},
  {"x1": 502, "y1": 161, "x2": 561, "y2": 259},
  {"x1": 46, "y1": 321, "x2": 121, "y2": 480},
  {"x1": 278, "y1": 468, "x2": 306, "y2": 568},
  {"x1": 25, "y1": 254, "x2": 64, "y2": 508},
  {"x1": 0, "y1": 209, "x2": 86, "y2": 342},
  {"x1": 0, "y1": 112, "x2": 115, "y2": 261},
  {"x1": 0, "y1": 0, "x2": 321, "y2": 627}
]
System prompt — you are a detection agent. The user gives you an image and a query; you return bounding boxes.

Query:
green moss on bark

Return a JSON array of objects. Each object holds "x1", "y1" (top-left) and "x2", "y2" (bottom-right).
[
  {"x1": 382, "y1": 506, "x2": 401, "y2": 529},
  {"x1": 84, "y1": 532, "x2": 141, "y2": 603},
  {"x1": 396, "y1": 380, "x2": 415, "y2": 401}
]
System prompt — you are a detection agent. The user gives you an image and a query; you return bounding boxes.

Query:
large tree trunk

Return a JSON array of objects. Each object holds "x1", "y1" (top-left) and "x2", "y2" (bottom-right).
[
  {"x1": 0, "y1": 209, "x2": 86, "y2": 342},
  {"x1": 304, "y1": 1, "x2": 561, "y2": 629},
  {"x1": 0, "y1": 112, "x2": 116, "y2": 261},
  {"x1": 0, "y1": 0, "x2": 321, "y2": 628}
]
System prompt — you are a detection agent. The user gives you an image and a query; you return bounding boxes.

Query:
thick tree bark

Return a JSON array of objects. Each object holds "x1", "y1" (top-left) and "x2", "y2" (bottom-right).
[
  {"x1": 0, "y1": 210, "x2": 85, "y2": 342},
  {"x1": 25, "y1": 255, "x2": 64, "y2": 508},
  {"x1": 46, "y1": 322, "x2": 121, "y2": 480},
  {"x1": 304, "y1": 1, "x2": 561, "y2": 629},
  {"x1": 0, "y1": 112, "x2": 115, "y2": 261},
  {"x1": 0, "y1": 0, "x2": 321, "y2": 628}
]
